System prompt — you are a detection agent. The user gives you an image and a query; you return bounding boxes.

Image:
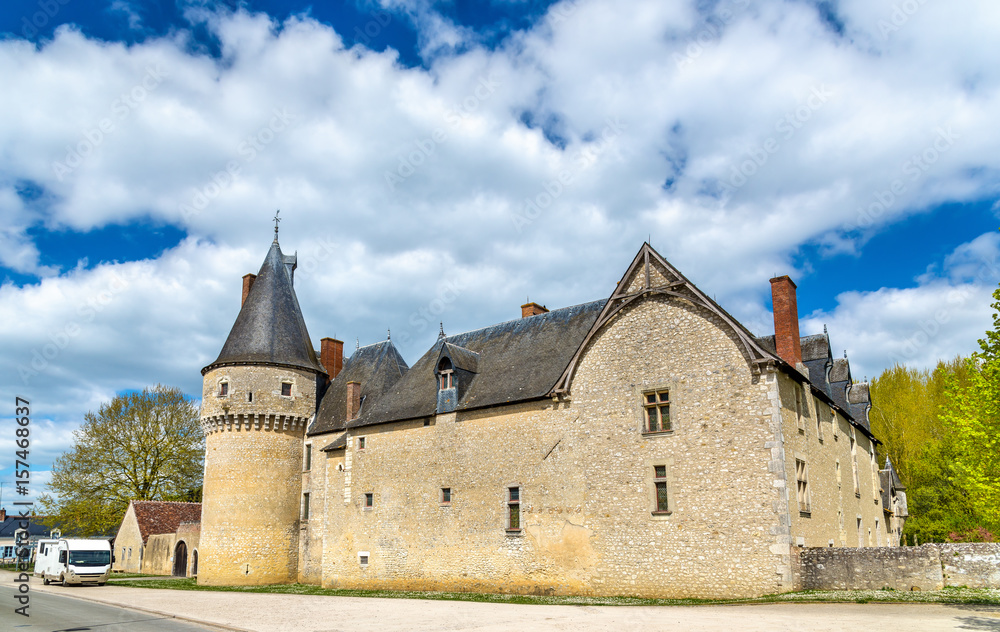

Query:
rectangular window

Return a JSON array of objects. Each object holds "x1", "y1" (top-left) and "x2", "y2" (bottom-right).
[
  {"x1": 439, "y1": 372, "x2": 454, "y2": 390},
  {"x1": 871, "y1": 450, "x2": 880, "y2": 501},
  {"x1": 857, "y1": 518, "x2": 863, "y2": 547},
  {"x1": 653, "y1": 465, "x2": 669, "y2": 514},
  {"x1": 441, "y1": 487, "x2": 452, "y2": 505},
  {"x1": 302, "y1": 493, "x2": 310, "y2": 520},
  {"x1": 831, "y1": 409, "x2": 838, "y2": 440},
  {"x1": 358, "y1": 552, "x2": 369, "y2": 566},
  {"x1": 507, "y1": 486, "x2": 521, "y2": 532},
  {"x1": 364, "y1": 492, "x2": 373, "y2": 509},
  {"x1": 795, "y1": 385, "x2": 804, "y2": 434},
  {"x1": 815, "y1": 397, "x2": 824, "y2": 442},
  {"x1": 643, "y1": 389, "x2": 671, "y2": 433},
  {"x1": 795, "y1": 459, "x2": 811, "y2": 516},
  {"x1": 219, "y1": 382, "x2": 228, "y2": 397},
  {"x1": 304, "y1": 444, "x2": 312, "y2": 471},
  {"x1": 281, "y1": 382, "x2": 292, "y2": 397},
  {"x1": 357, "y1": 437, "x2": 366, "y2": 450},
  {"x1": 851, "y1": 435, "x2": 860, "y2": 497}
]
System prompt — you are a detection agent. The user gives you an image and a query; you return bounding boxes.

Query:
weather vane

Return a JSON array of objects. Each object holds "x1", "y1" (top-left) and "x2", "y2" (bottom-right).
[{"x1": 273, "y1": 209, "x2": 281, "y2": 241}]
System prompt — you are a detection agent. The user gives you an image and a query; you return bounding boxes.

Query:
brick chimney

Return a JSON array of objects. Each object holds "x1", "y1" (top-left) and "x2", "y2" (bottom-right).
[
  {"x1": 346, "y1": 381, "x2": 362, "y2": 420},
  {"x1": 770, "y1": 275, "x2": 803, "y2": 367},
  {"x1": 241, "y1": 273, "x2": 257, "y2": 306},
  {"x1": 321, "y1": 338, "x2": 344, "y2": 380},
  {"x1": 521, "y1": 302, "x2": 549, "y2": 318}
]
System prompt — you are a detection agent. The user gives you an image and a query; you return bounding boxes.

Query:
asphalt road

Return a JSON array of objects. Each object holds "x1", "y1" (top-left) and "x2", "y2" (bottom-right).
[{"x1": 0, "y1": 582, "x2": 212, "y2": 631}]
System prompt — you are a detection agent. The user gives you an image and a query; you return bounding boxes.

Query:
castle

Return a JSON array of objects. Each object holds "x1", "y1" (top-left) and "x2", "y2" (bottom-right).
[{"x1": 195, "y1": 231, "x2": 907, "y2": 598}]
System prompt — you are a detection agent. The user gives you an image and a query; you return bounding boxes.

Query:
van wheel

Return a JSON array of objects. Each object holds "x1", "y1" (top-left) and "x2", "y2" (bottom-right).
[
  {"x1": 98, "y1": 582, "x2": 105, "y2": 586},
  {"x1": 61, "y1": 575, "x2": 70, "y2": 587},
  {"x1": 43, "y1": 575, "x2": 50, "y2": 585}
]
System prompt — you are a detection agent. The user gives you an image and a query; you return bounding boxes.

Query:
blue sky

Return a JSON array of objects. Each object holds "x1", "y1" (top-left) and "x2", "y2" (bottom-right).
[{"x1": 1, "y1": 0, "x2": 999, "y2": 511}]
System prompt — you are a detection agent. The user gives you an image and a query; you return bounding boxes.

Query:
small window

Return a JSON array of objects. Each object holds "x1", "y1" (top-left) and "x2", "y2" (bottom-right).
[
  {"x1": 281, "y1": 382, "x2": 292, "y2": 397},
  {"x1": 438, "y1": 358, "x2": 454, "y2": 390},
  {"x1": 795, "y1": 385, "x2": 804, "y2": 433},
  {"x1": 248, "y1": 391, "x2": 253, "y2": 403},
  {"x1": 506, "y1": 486, "x2": 521, "y2": 532},
  {"x1": 219, "y1": 381, "x2": 229, "y2": 397},
  {"x1": 653, "y1": 465, "x2": 670, "y2": 514},
  {"x1": 359, "y1": 552, "x2": 369, "y2": 566},
  {"x1": 795, "y1": 459, "x2": 811, "y2": 516},
  {"x1": 815, "y1": 397, "x2": 824, "y2": 442},
  {"x1": 441, "y1": 487, "x2": 452, "y2": 505},
  {"x1": 424, "y1": 419, "x2": 431, "y2": 427},
  {"x1": 643, "y1": 389, "x2": 671, "y2": 433},
  {"x1": 357, "y1": 437, "x2": 366, "y2": 450},
  {"x1": 364, "y1": 492, "x2": 373, "y2": 509},
  {"x1": 304, "y1": 444, "x2": 312, "y2": 471},
  {"x1": 302, "y1": 493, "x2": 310, "y2": 520}
]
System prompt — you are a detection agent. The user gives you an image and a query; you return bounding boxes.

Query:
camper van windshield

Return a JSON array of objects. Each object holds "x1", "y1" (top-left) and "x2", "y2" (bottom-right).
[{"x1": 69, "y1": 550, "x2": 111, "y2": 566}]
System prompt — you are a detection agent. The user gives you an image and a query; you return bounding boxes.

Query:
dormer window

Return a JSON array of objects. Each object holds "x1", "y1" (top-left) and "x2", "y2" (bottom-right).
[
  {"x1": 438, "y1": 358, "x2": 454, "y2": 390},
  {"x1": 218, "y1": 381, "x2": 229, "y2": 397}
]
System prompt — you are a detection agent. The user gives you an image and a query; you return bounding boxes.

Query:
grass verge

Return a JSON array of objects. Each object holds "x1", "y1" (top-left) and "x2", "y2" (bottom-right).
[{"x1": 107, "y1": 578, "x2": 1000, "y2": 607}]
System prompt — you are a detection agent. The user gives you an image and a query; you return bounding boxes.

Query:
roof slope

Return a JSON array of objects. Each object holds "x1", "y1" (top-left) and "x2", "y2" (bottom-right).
[
  {"x1": 203, "y1": 240, "x2": 325, "y2": 375},
  {"x1": 309, "y1": 340, "x2": 409, "y2": 435},
  {"x1": 348, "y1": 300, "x2": 606, "y2": 427},
  {"x1": 131, "y1": 501, "x2": 202, "y2": 544}
]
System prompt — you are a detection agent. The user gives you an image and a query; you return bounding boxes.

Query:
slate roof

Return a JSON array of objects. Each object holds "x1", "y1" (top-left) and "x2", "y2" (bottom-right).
[
  {"x1": 0, "y1": 516, "x2": 53, "y2": 539},
  {"x1": 315, "y1": 300, "x2": 606, "y2": 431},
  {"x1": 129, "y1": 501, "x2": 202, "y2": 545},
  {"x1": 309, "y1": 340, "x2": 410, "y2": 436},
  {"x1": 203, "y1": 240, "x2": 325, "y2": 375}
]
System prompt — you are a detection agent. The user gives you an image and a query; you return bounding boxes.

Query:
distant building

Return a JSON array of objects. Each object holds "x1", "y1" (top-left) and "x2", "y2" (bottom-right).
[
  {"x1": 112, "y1": 501, "x2": 201, "y2": 577},
  {"x1": 195, "y1": 236, "x2": 907, "y2": 598},
  {"x1": 0, "y1": 513, "x2": 58, "y2": 562}
]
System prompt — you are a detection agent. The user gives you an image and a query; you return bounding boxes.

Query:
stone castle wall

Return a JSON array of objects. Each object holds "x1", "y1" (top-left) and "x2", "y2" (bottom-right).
[{"x1": 198, "y1": 365, "x2": 317, "y2": 586}]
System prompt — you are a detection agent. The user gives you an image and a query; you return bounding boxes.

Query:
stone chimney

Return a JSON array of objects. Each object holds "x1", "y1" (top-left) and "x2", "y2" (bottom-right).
[
  {"x1": 241, "y1": 273, "x2": 257, "y2": 306},
  {"x1": 770, "y1": 275, "x2": 803, "y2": 367},
  {"x1": 346, "y1": 381, "x2": 362, "y2": 420},
  {"x1": 321, "y1": 338, "x2": 344, "y2": 380},
  {"x1": 521, "y1": 302, "x2": 549, "y2": 318}
]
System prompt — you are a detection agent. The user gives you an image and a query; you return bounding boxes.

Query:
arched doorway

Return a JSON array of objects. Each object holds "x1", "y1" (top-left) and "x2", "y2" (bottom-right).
[
  {"x1": 191, "y1": 550, "x2": 198, "y2": 577},
  {"x1": 173, "y1": 541, "x2": 188, "y2": 577}
]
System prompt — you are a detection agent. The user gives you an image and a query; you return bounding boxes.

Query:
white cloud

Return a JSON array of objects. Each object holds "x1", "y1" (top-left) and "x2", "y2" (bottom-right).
[{"x1": 1, "y1": 0, "x2": 999, "y2": 483}]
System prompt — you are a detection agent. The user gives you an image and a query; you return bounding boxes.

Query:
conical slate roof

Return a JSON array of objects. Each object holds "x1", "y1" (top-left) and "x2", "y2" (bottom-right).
[{"x1": 202, "y1": 240, "x2": 325, "y2": 375}]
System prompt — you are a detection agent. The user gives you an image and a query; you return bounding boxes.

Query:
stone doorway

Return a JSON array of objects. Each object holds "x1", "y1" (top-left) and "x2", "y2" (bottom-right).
[{"x1": 173, "y1": 541, "x2": 188, "y2": 577}]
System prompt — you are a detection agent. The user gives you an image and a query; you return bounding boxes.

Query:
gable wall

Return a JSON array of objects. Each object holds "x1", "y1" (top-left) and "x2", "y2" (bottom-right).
[
  {"x1": 311, "y1": 294, "x2": 788, "y2": 598},
  {"x1": 112, "y1": 504, "x2": 143, "y2": 573}
]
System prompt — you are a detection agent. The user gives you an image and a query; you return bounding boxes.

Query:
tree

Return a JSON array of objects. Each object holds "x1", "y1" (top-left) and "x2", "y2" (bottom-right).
[
  {"x1": 944, "y1": 286, "x2": 1000, "y2": 529},
  {"x1": 39, "y1": 385, "x2": 203, "y2": 536}
]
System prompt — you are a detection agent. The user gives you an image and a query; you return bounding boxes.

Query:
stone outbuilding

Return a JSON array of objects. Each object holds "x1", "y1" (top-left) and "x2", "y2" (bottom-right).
[
  {"x1": 196, "y1": 235, "x2": 907, "y2": 597},
  {"x1": 112, "y1": 501, "x2": 201, "y2": 577}
]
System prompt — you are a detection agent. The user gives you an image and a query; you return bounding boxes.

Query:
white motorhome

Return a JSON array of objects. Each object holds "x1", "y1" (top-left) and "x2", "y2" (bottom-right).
[{"x1": 33, "y1": 538, "x2": 112, "y2": 586}]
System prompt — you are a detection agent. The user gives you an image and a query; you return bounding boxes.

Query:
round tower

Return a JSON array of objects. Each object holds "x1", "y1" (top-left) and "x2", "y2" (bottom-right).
[{"x1": 198, "y1": 233, "x2": 326, "y2": 586}]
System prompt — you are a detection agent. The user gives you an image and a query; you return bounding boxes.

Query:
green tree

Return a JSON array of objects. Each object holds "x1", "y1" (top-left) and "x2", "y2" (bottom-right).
[
  {"x1": 38, "y1": 385, "x2": 203, "y2": 536},
  {"x1": 944, "y1": 287, "x2": 1000, "y2": 529}
]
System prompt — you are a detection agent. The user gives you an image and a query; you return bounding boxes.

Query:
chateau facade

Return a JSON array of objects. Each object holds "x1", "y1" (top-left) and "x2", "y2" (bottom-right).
[{"x1": 197, "y1": 235, "x2": 906, "y2": 598}]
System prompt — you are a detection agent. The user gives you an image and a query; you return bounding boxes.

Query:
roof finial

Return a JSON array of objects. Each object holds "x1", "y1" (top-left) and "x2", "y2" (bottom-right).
[
  {"x1": 356, "y1": 337, "x2": 360, "y2": 350},
  {"x1": 438, "y1": 322, "x2": 446, "y2": 340},
  {"x1": 273, "y1": 209, "x2": 281, "y2": 242},
  {"x1": 844, "y1": 349, "x2": 847, "y2": 358},
  {"x1": 824, "y1": 324, "x2": 828, "y2": 335},
  {"x1": 387, "y1": 327, "x2": 391, "y2": 340}
]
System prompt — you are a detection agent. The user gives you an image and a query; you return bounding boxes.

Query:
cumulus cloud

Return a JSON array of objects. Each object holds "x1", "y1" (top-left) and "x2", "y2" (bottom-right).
[{"x1": 1, "y1": 0, "x2": 999, "y2": 481}]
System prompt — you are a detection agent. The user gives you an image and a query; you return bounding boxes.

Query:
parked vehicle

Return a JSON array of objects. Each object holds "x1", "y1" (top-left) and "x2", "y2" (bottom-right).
[{"x1": 33, "y1": 538, "x2": 112, "y2": 586}]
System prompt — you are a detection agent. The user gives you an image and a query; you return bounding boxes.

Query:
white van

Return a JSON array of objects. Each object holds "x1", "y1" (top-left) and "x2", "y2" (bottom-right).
[{"x1": 33, "y1": 538, "x2": 112, "y2": 586}]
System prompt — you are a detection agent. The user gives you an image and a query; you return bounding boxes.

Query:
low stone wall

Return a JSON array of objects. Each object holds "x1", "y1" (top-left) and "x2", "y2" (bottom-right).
[{"x1": 791, "y1": 544, "x2": 1000, "y2": 592}]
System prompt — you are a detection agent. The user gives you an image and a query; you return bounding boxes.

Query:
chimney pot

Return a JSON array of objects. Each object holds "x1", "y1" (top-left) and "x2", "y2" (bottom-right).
[
  {"x1": 241, "y1": 273, "x2": 257, "y2": 306},
  {"x1": 346, "y1": 381, "x2": 362, "y2": 420},
  {"x1": 770, "y1": 275, "x2": 803, "y2": 367},
  {"x1": 321, "y1": 338, "x2": 344, "y2": 380},
  {"x1": 521, "y1": 302, "x2": 549, "y2": 318}
]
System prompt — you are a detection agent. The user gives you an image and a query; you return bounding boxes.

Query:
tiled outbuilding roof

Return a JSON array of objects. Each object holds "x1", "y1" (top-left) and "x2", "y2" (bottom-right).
[{"x1": 131, "y1": 501, "x2": 202, "y2": 544}]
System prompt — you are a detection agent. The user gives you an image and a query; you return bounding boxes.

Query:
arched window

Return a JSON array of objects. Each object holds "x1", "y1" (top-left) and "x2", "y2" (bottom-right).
[{"x1": 437, "y1": 358, "x2": 454, "y2": 390}]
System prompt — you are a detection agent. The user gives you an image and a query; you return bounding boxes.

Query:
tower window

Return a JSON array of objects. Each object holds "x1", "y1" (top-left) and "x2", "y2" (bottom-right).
[
  {"x1": 438, "y1": 358, "x2": 454, "y2": 390},
  {"x1": 281, "y1": 382, "x2": 292, "y2": 397},
  {"x1": 248, "y1": 391, "x2": 253, "y2": 403},
  {"x1": 358, "y1": 437, "x2": 366, "y2": 450},
  {"x1": 304, "y1": 444, "x2": 312, "y2": 471},
  {"x1": 219, "y1": 381, "x2": 229, "y2": 397},
  {"x1": 441, "y1": 487, "x2": 452, "y2": 505},
  {"x1": 302, "y1": 493, "x2": 310, "y2": 520},
  {"x1": 364, "y1": 492, "x2": 373, "y2": 509}
]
